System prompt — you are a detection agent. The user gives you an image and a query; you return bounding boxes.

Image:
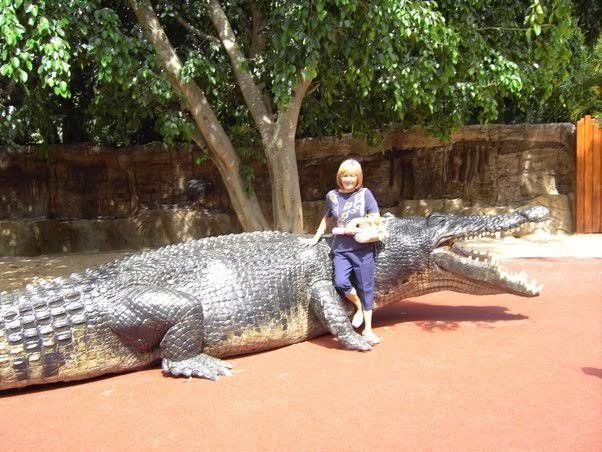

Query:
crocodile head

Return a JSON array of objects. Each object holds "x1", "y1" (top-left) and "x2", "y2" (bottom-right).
[{"x1": 379, "y1": 205, "x2": 549, "y2": 299}]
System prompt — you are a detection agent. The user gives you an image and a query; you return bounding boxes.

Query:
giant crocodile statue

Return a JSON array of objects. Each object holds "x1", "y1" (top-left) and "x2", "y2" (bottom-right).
[{"x1": 0, "y1": 206, "x2": 548, "y2": 390}]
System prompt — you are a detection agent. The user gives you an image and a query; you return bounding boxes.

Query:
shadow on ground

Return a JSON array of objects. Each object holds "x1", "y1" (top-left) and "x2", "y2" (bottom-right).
[
  {"x1": 376, "y1": 300, "x2": 528, "y2": 331},
  {"x1": 311, "y1": 301, "x2": 528, "y2": 349},
  {"x1": 582, "y1": 367, "x2": 602, "y2": 379}
]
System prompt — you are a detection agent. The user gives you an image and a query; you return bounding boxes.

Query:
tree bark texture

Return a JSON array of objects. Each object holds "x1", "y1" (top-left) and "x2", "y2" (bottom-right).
[
  {"x1": 130, "y1": 0, "x2": 269, "y2": 232},
  {"x1": 206, "y1": 0, "x2": 314, "y2": 232},
  {"x1": 267, "y1": 77, "x2": 313, "y2": 232}
]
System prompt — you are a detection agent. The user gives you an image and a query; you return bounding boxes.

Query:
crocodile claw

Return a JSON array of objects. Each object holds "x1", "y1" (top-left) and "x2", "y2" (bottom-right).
[{"x1": 162, "y1": 354, "x2": 233, "y2": 380}]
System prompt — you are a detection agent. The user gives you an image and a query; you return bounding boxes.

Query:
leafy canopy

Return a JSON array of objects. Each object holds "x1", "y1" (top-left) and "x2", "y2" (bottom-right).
[{"x1": 0, "y1": 0, "x2": 596, "y2": 146}]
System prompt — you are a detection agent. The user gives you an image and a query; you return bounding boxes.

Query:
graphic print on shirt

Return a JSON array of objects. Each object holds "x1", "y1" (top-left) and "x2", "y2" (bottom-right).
[{"x1": 337, "y1": 188, "x2": 365, "y2": 226}]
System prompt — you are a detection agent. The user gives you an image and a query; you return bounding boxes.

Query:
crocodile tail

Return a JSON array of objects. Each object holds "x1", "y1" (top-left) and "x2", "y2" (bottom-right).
[
  {"x1": 0, "y1": 278, "x2": 91, "y2": 390},
  {"x1": 0, "y1": 289, "x2": 19, "y2": 386}
]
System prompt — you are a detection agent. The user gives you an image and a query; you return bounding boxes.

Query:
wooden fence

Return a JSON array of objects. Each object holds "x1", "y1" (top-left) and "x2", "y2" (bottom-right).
[{"x1": 576, "y1": 115, "x2": 602, "y2": 233}]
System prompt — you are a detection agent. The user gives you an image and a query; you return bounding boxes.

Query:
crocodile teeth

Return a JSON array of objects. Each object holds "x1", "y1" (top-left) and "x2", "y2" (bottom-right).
[
  {"x1": 524, "y1": 281, "x2": 542, "y2": 295},
  {"x1": 436, "y1": 239, "x2": 541, "y2": 296}
]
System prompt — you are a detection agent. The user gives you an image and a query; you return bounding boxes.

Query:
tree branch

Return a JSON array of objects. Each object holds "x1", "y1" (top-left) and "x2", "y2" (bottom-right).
[
  {"x1": 476, "y1": 25, "x2": 552, "y2": 32},
  {"x1": 190, "y1": 128, "x2": 210, "y2": 152},
  {"x1": 249, "y1": 0, "x2": 266, "y2": 59},
  {"x1": 205, "y1": 0, "x2": 274, "y2": 141},
  {"x1": 277, "y1": 74, "x2": 314, "y2": 140},
  {"x1": 130, "y1": 0, "x2": 269, "y2": 231},
  {"x1": 174, "y1": 12, "x2": 220, "y2": 44},
  {"x1": 249, "y1": 2, "x2": 272, "y2": 116}
]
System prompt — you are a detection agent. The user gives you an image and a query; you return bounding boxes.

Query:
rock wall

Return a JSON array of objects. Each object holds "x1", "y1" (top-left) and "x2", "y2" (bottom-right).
[
  {"x1": 0, "y1": 143, "x2": 232, "y2": 220},
  {"x1": 0, "y1": 123, "x2": 575, "y2": 256},
  {"x1": 0, "y1": 209, "x2": 239, "y2": 256},
  {"x1": 298, "y1": 123, "x2": 574, "y2": 234}
]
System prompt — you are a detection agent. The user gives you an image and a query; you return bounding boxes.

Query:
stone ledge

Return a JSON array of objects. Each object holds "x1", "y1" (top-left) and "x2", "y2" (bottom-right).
[{"x1": 0, "y1": 208, "x2": 239, "y2": 257}]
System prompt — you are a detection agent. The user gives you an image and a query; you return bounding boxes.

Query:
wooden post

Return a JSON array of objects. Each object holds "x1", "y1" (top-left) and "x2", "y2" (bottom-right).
[
  {"x1": 576, "y1": 115, "x2": 602, "y2": 233},
  {"x1": 576, "y1": 117, "x2": 585, "y2": 233},
  {"x1": 593, "y1": 117, "x2": 601, "y2": 232},
  {"x1": 584, "y1": 115, "x2": 593, "y2": 232}
]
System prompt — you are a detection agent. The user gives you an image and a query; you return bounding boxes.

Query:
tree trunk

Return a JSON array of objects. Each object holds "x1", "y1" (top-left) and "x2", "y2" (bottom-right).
[
  {"x1": 265, "y1": 127, "x2": 304, "y2": 232},
  {"x1": 262, "y1": 76, "x2": 313, "y2": 233},
  {"x1": 205, "y1": 0, "x2": 313, "y2": 233},
  {"x1": 130, "y1": 0, "x2": 269, "y2": 232}
]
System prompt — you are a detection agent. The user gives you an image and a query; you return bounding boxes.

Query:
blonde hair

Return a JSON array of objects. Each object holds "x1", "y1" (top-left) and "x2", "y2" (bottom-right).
[{"x1": 336, "y1": 159, "x2": 363, "y2": 189}]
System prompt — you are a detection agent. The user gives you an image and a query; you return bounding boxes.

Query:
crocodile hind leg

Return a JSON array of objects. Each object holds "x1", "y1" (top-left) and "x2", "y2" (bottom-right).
[
  {"x1": 310, "y1": 281, "x2": 372, "y2": 351},
  {"x1": 109, "y1": 286, "x2": 231, "y2": 380},
  {"x1": 159, "y1": 313, "x2": 232, "y2": 380}
]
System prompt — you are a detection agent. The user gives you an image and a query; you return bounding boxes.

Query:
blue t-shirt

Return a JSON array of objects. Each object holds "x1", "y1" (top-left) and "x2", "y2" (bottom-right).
[{"x1": 325, "y1": 187, "x2": 379, "y2": 252}]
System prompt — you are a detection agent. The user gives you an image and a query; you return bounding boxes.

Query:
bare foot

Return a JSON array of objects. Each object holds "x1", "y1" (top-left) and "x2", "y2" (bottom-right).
[{"x1": 362, "y1": 331, "x2": 381, "y2": 345}]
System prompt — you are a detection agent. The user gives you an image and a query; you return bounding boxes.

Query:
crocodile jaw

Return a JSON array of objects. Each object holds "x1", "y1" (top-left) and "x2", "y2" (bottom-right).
[
  {"x1": 424, "y1": 207, "x2": 549, "y2": 297},
  {"x1": 431, "y1": 244, "x2": 542, "y2": 296}
]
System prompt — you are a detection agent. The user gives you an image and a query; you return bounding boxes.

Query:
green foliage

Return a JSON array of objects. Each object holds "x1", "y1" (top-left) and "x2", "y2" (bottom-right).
[
  {"x1": 527, "y1": 34, "x2": 601, "y2": 121},
  {"x1": 0, "y1": 0, "x2": 71, "y2": 96},
  {"x1": 0, "y1": 0, "x2": 597, "y2": 149},
  {"x1": 282, "y1": 0, "x2": 580, "y2": 137},
  {"x1": 0, "y1": 0, "x2": 191, "y2": 146},
  {"x1": 573, "y1": 0, "x2": 601, "y2": 46}
]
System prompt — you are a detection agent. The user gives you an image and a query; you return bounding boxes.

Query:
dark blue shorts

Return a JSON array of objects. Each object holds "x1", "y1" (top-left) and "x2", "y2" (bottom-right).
[{"x1": 332, "y1": 247, "x2": 376, "y2": 311}]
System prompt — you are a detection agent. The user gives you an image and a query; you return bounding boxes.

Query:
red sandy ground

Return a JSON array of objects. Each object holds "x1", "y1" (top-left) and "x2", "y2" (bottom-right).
[{"x1": 1, "y1": 258, "x2": 601, "y2": 451}]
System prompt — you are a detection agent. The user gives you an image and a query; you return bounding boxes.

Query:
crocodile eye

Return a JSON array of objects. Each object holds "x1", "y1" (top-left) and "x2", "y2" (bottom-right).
[{"x1": 427, "y1": 214, "x2": 446, "y2": 226}]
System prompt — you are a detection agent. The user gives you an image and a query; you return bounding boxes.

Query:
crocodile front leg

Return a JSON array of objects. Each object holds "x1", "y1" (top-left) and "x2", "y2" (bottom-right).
[
  {"x1": 109, "y1": 286, "x2": 231, "y2": 380},
  {"x1": 310, "y1": 280, "x2": 372, "y2": 351}
]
